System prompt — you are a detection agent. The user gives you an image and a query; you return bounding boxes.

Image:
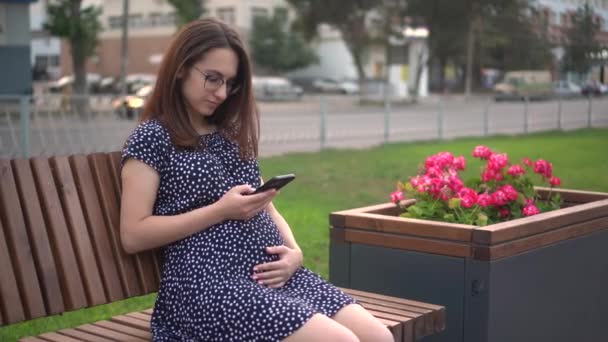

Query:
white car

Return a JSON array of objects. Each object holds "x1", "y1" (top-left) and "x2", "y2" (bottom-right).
[
  {"x1": 312, "y1": 78, "x2": 360, "y2": 94},
  {"x1": 252, "y1": 76, "x2": 303, "y2": 101},
  {"x1": 552, "y1": 81, "x2": 582, "y2": 98}
]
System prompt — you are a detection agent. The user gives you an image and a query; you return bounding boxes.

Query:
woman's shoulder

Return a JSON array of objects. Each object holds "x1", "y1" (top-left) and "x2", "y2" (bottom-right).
[{"x1": 129, "y1": 119, "x2": 172, "y2": 144}]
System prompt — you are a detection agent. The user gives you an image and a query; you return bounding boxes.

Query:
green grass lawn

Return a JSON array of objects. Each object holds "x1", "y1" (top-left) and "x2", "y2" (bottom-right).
[{"x1": 2, "y1": 128, "x2": 607, "y2": 340}]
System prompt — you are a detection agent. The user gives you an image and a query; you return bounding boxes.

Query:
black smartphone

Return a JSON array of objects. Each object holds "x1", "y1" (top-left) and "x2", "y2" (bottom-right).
[{"x1": 252, "y1": 174, "x2": 295, "y2": 194}]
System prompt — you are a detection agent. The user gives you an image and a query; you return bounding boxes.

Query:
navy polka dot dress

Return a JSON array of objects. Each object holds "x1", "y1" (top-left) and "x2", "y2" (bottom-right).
[{"x1": 122, "y1": 120, "x2": 356, "y2": 341}]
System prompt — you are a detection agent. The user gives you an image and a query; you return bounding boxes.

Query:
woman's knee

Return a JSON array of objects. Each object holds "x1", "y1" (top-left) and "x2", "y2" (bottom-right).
[
  {"x1": 283, "y1": 313, "x2": 359, "y2": 342},
  {"x1": 364, "y1": 324, "x2": 394, "y2": 342},
  {"x1": 333, "y1": 304, "x2": 394, "y2": 342}
]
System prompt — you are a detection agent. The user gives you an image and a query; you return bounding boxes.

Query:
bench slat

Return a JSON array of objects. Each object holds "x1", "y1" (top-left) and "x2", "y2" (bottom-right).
[
  {"x1": 36, "y1": 331, "x2": 84, "y2": 342},
  {"x1": 93, "y1": 320, "x2": 152, "y2": 340},
  {"x1": 125, "y1": 312, "x2": 151, "y2": 322},
  {"x1": 31, "y1": 157, "x2": 88, "y2": 312},
  {"x1": 0, "y1": 160, "x2": 46, "y2": 320},
  {"x1": 0, "y1": 214, "x2": 26, "y2": 324},
  {"x1": 70, "y1": 155, "x2": 124, "y2": 302},
  {"x1": 109, "y1": 315, "x2": 150, "y2": 331},
  {"x1": 88, "y1": 153, "x2": 142, "y2": 297},
  {"x1": 12, "y1": 159, "x2": 65, "y2": 317},
  {"x1": 51, "y1": 156, "x2": 107, "y2": 307},
  {"x1": 107, "y1": 152, "x2": 160, "y2": 293},
  {"x1": 341, "y1": 287, "x2": 446, "y2": 333},
  {"x1": 365, "y1": 308, "x2": 415, "y2": 342},
  {"x1": 55, "y1": 328, "x2": 115, "y2": 342},
  {"x1": 350, "y1": 293, "x2": 434, "y2": 337},
  {"x1": 359, "y1": 301, "x2": 426, "y2": 339},
  {"x1": 19, "y1": 337, "x2": 48, "y2": 342},
  {"x1": 76, "y1": 323, "x2": 148, "y2": 341}
]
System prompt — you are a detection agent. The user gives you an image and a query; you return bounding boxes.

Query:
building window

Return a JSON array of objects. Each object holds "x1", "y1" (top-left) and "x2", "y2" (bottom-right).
[
  {"x1": 252, "y1": 7, "x2": 268, "y2": 19},
  {"x1": 274, "y1": 7, "x2": 288, "y2": 21},
  {"x1": 149, "y1": 12, "x2": 162, "y2": 26},
  {"x1": 108, "y1": 16, "x2": 122, "y2": 29},
  {"x1": 129, "y1": 14, "x2": 145, "y2": 28},
  {"x1": 217, "y1": 7, "x2": 235, "y2": 26}
]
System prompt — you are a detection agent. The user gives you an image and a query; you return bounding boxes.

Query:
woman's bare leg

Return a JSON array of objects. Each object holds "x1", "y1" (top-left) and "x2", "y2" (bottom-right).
[
  {"x1": 333, "y1": 304, "x2": 395, "y2": 342},
  {"x1": 283, "y1": 313, "x2": 359, "y2": 342}
]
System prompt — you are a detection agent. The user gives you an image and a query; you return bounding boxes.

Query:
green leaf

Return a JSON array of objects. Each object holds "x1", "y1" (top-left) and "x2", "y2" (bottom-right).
[
  {"x1": 476, "y1": 212, "x2": 489, "y2": 226},
  {"x1": 448, "y1": 198, "x2": 461, "y2": 209}
]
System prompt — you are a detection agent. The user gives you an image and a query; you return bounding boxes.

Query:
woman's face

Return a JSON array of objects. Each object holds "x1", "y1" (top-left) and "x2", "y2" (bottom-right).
[{"x1": 181, "y1": 47, "x2": 239, "y2": 120}]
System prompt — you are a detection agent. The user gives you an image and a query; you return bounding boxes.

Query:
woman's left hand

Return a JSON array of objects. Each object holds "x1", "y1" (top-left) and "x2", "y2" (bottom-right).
[{"x1": 252, "y1": 245, "x2": 303, "y2": 288}]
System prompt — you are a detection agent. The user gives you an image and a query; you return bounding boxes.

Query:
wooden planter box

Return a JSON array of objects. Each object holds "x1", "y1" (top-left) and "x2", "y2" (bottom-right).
[{"x1": 329, "y1": 188, "x2": 608, "y2": 342}]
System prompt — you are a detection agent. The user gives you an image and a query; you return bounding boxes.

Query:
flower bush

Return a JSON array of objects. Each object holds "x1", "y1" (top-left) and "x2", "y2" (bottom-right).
[{"x1": 390, "y1": 146, "x2": 563, "y2": 226}]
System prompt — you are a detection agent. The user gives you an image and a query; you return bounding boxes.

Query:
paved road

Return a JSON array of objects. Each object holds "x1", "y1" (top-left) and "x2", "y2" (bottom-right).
[{"x1": 1, "y1": 94, "x2": 606, "y2": 158}]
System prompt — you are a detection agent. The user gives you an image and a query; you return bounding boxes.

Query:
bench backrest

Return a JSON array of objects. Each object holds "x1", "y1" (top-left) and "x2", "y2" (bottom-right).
[{"x1": 0, "y1": 152, "x2": 162, "y2": 326}]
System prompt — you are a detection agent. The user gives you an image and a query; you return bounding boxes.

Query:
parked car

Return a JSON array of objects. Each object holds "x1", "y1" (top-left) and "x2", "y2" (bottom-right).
[
  {"x1": 112, "y1": 84, "x2": 153, "y2": 119},
  {"x1": 312, "y1": 78, "x2": 360, "y2": 94},
  {"x1": 552, "y1": 81, "x2": 582, "y2": 98},
  {"x1": 47, "y1": 74, "x2": 102, "y2": 93},
  {"x1": 494, "y1": 79, "x2": 552, "y2": 101},
  {"x1": 581, "y1": 80, "x2": 608, "y2": 96},
  {"x1": 252, "y1": 76, "x2": 303, "y2": 101}
]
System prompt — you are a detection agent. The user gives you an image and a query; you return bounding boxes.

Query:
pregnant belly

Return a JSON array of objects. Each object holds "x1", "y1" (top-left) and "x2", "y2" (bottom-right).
[{"x1": 164, "y1": 211, "x2": 284, "y2": 275}]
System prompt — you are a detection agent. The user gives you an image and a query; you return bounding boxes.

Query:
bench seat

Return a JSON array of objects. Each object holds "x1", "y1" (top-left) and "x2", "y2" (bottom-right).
[
  {"x1": 0, "y1": 152, "x2": 444, "y2": 342},
  {"x1": 20, "y1": 288, "x2": 444, "y2": 342}
]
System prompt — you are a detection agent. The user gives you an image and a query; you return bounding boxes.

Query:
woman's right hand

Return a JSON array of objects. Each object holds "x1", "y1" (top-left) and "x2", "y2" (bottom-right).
[{"x1": 214, "y1": 184, "x2": 277, "y2": 221}]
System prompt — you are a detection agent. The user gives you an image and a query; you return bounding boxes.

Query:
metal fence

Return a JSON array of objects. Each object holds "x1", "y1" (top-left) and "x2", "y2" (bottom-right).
[{"x1": 1, "y1": 94, "x2": 607, "y2": 159}]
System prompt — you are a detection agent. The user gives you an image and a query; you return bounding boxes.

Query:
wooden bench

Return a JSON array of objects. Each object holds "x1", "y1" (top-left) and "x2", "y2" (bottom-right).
[{"x1": 0, "y1": 152, "x2": 445, "y2": 341}]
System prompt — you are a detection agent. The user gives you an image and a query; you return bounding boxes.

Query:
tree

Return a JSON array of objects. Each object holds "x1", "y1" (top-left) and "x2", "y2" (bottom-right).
[
  {"x1": 407, "y1": 0, "x2": 468, "y2": 90},
  {"x1": 287, "y1": 0, "x2": 378, "y2": 80},
  {"x1": 167, "y1": 0, "x2": 205, "y2": 28},
  {"x1": 408, "y1": 0, "x2": 543, "y2": 95},
  {"x1": 562, "y1": 4, "x2": 601, "y2": 76},
  {"x1": 479, "y1": 3, "x2": 552, "y2": 72},
  {"x1": 250, "y1": 12, "x2": 318, "y2": 73},
  {"x1": 45, "y1": 0, "x2": 102, "y2": 95}
]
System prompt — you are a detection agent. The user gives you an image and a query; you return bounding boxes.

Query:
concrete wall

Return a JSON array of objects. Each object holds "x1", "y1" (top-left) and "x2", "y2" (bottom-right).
[{"x1": 0, "y1": 1, "x2": 33, "y2": 94}]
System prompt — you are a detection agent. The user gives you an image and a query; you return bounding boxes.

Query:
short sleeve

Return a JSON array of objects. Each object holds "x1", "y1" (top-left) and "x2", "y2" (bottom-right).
[{"x1": 121, "y1": 120, "x2": 171, "y2": 173}]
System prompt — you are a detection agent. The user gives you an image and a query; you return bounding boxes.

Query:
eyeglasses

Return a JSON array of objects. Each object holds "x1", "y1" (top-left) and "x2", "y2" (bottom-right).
[{"x1": 192, "y1": 66, "x2": 241, "y2": 96}]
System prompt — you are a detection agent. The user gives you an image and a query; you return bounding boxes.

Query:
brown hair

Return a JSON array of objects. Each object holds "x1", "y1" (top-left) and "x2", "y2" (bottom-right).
[{"x1": 140, "y1": 18, "x2": 259, "y2": 158}]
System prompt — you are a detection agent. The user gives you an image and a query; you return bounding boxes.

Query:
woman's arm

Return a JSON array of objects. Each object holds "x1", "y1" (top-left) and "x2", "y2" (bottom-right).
[
  {"x1": 266, "y1": 202, "x2": 302, "y2": 255},
  {"x1": 120, "y1": 159, "x2": 276, "y2": 254}
]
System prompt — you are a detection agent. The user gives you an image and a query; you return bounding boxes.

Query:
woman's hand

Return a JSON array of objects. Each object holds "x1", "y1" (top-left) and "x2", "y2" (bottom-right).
[
  {"x1": 214, "y1": 184, "x2": 277, "y2": 221},
  {"x1": 252, "y1": 246, "x2": 303, "y2": 288}
]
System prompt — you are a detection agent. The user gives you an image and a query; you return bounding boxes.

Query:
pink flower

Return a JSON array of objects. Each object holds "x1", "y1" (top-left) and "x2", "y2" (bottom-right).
[
  {"x1": 499, "y1": 207, "x2": 511, "y2": 218},
  {"x1": 525, "y1": 198, "x2": 534, "y2": 206},
  {"x1": 425, "y1": 156, "x2": 438, "y2": 169},
  {"x1": 426, "y1": 166, "x2": 443, "y2": 178},
  {"x1": 448, "y1": 175, "x2": 464, "y2": 192},
  {"x1": 494, "y1": 172, "x2": 504, "y2": 181},
  {"x1": 488, "y1": 153, "x2": 509, "y2": 170},
  {"x1": 523, "y1": 205, "x2": 540, "y2": 216},
  {"x1": 477, "y1": 193, "x2": 494, "y2": 207},
  {"x1": 460, "y1": 197, "x2": 476, "y2": 208},
  {"x1": 499, "y1": 185, "x2": 519, "y2": 201},
  {"x1": 482, "y1": 169, "x2": 496, "y2": 182},
  {"x1": 458, "y1": 188, "x2": 478, "y2": 208},
  {"x1": 391, "y1": 191, "x2": 405, "y2": 203},
  {"x1": 436, "y1": 152, "x2": 454, "y2": 169},
  {"x1": 491, "y1": 190, "x2": 509, "y2": 206},
  {"x1": 452, "y1": 156, "x2": 466, "y2": 170},
  {"x1": 473, "y1": 145, "x2": 492, "y2": 159},
  {"x1": 534, "y1": 159, "x2": 553, "y2": 178},
  {"x1": 507, "y1": 164, "x2": 526, "y2": 177},
  {"x1": 549, "y1": 176, "x2": 561, "y2": 187},
  {"x1": 522, "y1": 157, "x2": 533, "y2": 167}
]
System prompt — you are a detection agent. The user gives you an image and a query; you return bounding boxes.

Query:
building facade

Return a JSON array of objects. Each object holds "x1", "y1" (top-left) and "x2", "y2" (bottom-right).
[
  {"x1": 534, "y1": 0, "x2": 608, "y2": 82},
  {"x1": 58, "y1": 0, "x2": 293, "y2": 77}
]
